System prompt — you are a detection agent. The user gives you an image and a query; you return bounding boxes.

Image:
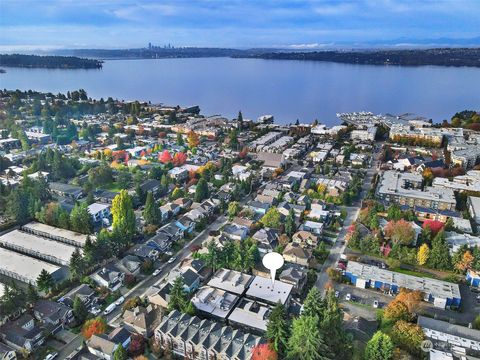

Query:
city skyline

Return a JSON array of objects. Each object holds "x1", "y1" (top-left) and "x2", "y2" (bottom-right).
[{"x1": 1, "y1": 0, "x2": 480, "y2": 51}]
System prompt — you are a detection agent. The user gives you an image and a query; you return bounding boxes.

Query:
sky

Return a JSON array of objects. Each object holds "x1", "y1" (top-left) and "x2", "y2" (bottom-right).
[{"x1": 0, "y1": 0, "x2": 479, "y2": 51}]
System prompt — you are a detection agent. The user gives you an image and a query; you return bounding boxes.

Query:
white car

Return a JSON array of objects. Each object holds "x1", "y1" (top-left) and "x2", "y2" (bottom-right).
[
  {"x1": 115, "y1": 296, "x2": 125, "y2": 306},
  {"x1": 45, "y1": 353, "x2": 58, "y2": 360},
  {"x1": 90, "y1": 307, "x2": 101, "y2": 316},
  {"x1": 167, "y1": 256, "x2": 176, "y2": 264},
  {"x1": 152, "y1": 269, "x2": 161, "y2": 276},
  {"x1": 103, "y1": 303, "x2": 116, "y2": 315},
  {"x1": 345, "y1": 293, "x2": 351, "y2": 301},
  {"x1": 373, "y1": 300, "x2": 379, "y2": 308},
  {"x1": 334, "y1": 291, "x2": 339, "y2": 298}
]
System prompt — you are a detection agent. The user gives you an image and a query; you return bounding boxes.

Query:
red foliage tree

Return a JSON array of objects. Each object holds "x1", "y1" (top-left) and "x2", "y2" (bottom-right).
[
  {"x1": 158, "y1": 131, "x2": 166, "y2": 138},
  {"x1": 423, "y1": 220, "x2": 444, "y2": 235},
  {"x1": 158, "y1": 150, "x2": 172, "y2": 164},
  {"x1": 124, "y1": 153, "x2": 130, "y2": 165},
  {"x1": 239, "y1": 147, "x2": 249, "y2": 159},
  {"x1": 251, "y1": 344, "x2": 278, "y2": 360},
  {"x1": 140, "y1": 150, "x2": 146, "y2": 158},
  {"x1": 81, "y1": 317, "x2": 107, "y2": 339},
  {"x1": 173, "y1": 152, "x2": 187, "y2": 166},
  {"x1": 129, "y1": 334, "x2": 145, "y2": 357}
]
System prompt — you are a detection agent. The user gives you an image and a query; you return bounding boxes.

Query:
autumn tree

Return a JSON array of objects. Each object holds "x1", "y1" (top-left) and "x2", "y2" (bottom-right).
[
  {"x1": 227, "y1": 201, "x2": 241, "y2": 220},
  {"x1": 391, "y1": 320, "x2": 424, "y2": 356},
  {"x1": 251, "y1": 344, "x2": 278, "y2": 360},
  {"x1": 416, "y1": 243, "x2": 430, "y2": 266},
  {"x1": 82, "y1": 317, "x2": 107, "y2": 339},
  {"x1": 394, "y1": 289, "x2": 423, "y2": 314},
  {"x1": 112, "y1": 190, "x2": 136, "y2": 245},
  {"x1": 187, "y1": 131, "x2": 200, "y2": 148},
  {"x1": 455, "y1": 250, "x2": 474, "y2": 272},
  {"x1": 158, "y1": 150, "x2": 172, "y2": 164},
  {"x1": 364, "y1": 331, "x2": 394, "y2": 360},
  {"x1": 384, "y1": 219, "x2": 415, "y2": 245},
  {"x1": 383, "y1": 298, "x2": 411, "y2": 324},
  {"x1": 172, "y1": 152, "x2": 187, "y2": 166}
]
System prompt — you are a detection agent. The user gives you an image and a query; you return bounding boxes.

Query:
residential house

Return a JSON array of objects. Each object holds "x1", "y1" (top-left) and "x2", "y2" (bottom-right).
[
  {"x1": 120, "y1": 255, "x2": 142, "y2": 275},
  {"x1": 87, "y1": 327, "x2": 131, "y2": 360},
  {"x1": 130, "y1": 244, "x2": 159, "y2": 262},
  {"x1": 280, "y1": 265, "x2": 307, "y2": 294},
  {"x1": 252, "y1": 228, "x2": 279, "y2": 254},
  {"x1": 123, "y1": 305, "x2": 158, "y2": 337},
  {"x1": 91, "y1": 265, "x2": 125, "y2": 291},
  {"x1": 179, "y1": 258, "x2": 212, "y2": 281},
  {"x1": 60, "y1": 284, "x2": 97, "y2": 308},
  {"x1": 301, "y1": 220, "x2": 324, "y2": 235},
  {"x1": 146, "y1": 232, "x2": 172, "y2": 252},
  {"x1": 168, "y1": 167, "x2": 188, "y2": 181},
  {"x1": 0, "y1": 343, "x2": 16, "y2": 360},
  {"x1": 168, "y1": 268, "x2": 201, "y2": 293},
  {"x1": 246, "y1": 200, "x2": 271, "y2": 215},
  {"x1": 158, "y1": 222, "x2": 183, "y2": 242},
  {"x1": 222, "y1": 223, "x2": 249, "y2": 241},
  {"x1": 50, "y1": 182, "x2": 83, "y2": 200},
  {"x1": 175, "y1": 216, "x2": 195, "y2": 234},
  {"x1": 33, "y1": 300, "x2": 74, "y2": 334},
  {"x1": 159, "y1": 203, "x2": 180, "y2": 222},
  {"x1": 87, "y1": 203, "x2": 111, "y2": 224},
  {"x1": 245, "y1": 276, "x2": 293, "y2": 306},
  {"x1": 207, "y1": 268, "x2": 253, "y2": 296},
  {"x1": 139, "y1": 179, "x2": 161, "y2": 195},
  {"x1": 0, "y1": 315, "x2": 44, "y2": 352},
  {"x1": 292, "y1": 230, "x2": 318, "y2": 248},
  {"x1": 147, "y1": 282, "x2": 172, "y2": 310},
  {"x1": 283, "y1": 243, "x2": 312, "y2": 267}
]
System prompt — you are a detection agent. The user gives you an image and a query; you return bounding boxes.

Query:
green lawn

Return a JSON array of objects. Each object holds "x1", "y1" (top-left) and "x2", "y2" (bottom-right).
[
  {"x1": 100, "y1": 182, "x2": 124, "y2": 192},
  {"x1": 391, "y1": 267, "x2": 438, "y2": 280}
]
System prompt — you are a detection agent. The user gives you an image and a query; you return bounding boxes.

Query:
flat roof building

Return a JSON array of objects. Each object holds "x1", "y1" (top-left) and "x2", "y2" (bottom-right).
[
  {"x1": 377, "y1": 171, "x2": 456, "y2": 211},
  {"x1": 21, "y1": 221, "x2": 91, "y2": 247},
  {"x1": 191, "y1": 286, "x2": 238, "y2": 321},
  {"x1": 207, "y1": 269, "x2": 253, "y2": 296},
  {"x1": 245, "y1": 276, "x2": 293, "y2": 306},
  {"x1": 0, "y1": 229, "x2": 79, "y2": 266},
  {"x1": 0, "y1": 247, "x2": 66, "y2": 286},
  {"x1": 346, "y1": 261, "x2": 461, "y2": 309},
  {"x1": 228, "y1": 298, "x2": 271, "y2": 333}
]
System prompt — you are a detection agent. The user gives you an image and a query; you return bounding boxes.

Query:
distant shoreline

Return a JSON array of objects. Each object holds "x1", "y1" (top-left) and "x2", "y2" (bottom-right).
[{"x1": 0, "y1": 54, "x2": 103, "y2": 69}]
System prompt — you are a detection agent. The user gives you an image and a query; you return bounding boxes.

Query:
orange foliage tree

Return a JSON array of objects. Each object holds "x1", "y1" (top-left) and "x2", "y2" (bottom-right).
[
  {"x1": 384, "y1": 219, "x2": 415, "y2": 245},
  {"x1": 251, "y1": 344, "x2": 278, "y2": 360},
  {"x1": 158, "y1": 150, "x2": 172, "y2": 164},
  {"x1": 173, "y1": 152, "x2": 187, "y2": 166},
  {"x1": 82, "y1": 317, "x2": 107, "y2": 339},
  {"x1": 187, "y1": 131, "x2": 200, "y2": 148}
]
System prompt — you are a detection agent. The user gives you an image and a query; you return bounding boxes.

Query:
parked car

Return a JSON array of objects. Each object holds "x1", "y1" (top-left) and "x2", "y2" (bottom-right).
[
  {"x1": 45, "y1": 353, "x2": 58, "y2": 360},
  {"x1": 115, "y1": 296, "x2": 125, "y2": 306},
  {"x1": 334, "y1": 291, "x2": 339, "y2": 298},
  {"x1": 103, "y1": 303, "x2": 116, "y2": 315},
  {"x1": 168, "y1": 256, "x2": 176, "y2": 264},
  {"x1": 373, "y1": 300, "x2": 379, "y2": 308},
  {"x1": 90, "y1": 307, "x2": 101, "y2": 316},
  {"x1": 345, "y1": 293, "x2": 351, "y2": 301},
  {"x1": 153, "y1": 268, "x2": 161, "y2": 276}
]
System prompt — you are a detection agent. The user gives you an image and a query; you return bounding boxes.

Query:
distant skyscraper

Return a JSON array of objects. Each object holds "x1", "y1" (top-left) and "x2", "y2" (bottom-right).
[{"x1": 148, "y1": 42, "x2": 152, "y2": 50}]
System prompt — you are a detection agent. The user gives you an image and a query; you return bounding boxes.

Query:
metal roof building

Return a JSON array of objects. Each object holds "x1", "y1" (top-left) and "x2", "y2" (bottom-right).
[
  {"x1": 21, "y1": 221, "x2": 91, "y2": 247},
  {"x1": 0, "y1": 229, "x2": 79, "y2": 266},
  {"x1": 345, "y1": 261, "x2": 461, "y2": 309},
  {"x1": 0, "y1": 247, "x2": 66, "y2": 286}
]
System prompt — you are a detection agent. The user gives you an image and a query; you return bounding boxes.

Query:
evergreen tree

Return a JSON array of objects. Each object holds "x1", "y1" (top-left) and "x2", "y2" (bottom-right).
[
  {"x1": 69, "y1": 248, "x2": 85, "y2": 280},
  {"x1": 70, "y1": 202, "x2": 93, "y2": 234},
  {"x1": 302, "y1": 287, "x2": 325, "y2": 318},
  {"x1": 364, "y1": 331, "x2": 394, "y2": 360},
  {"x1": 168, "y1": 277, "x2": 188, "y2": 312},
  {"x1": 195, "y1": 178, "x2": 209, "y2": 202},
  {"x1": 266, "y1": 302, "x2": 290, "y2": 354},
  {"x1": 428, "y1": 230, "x2": 451, "y2": 270},
  {"x1": 288, "y1": 315, "x2": 330, "y2": 360},
  {"x1": 111, "y1": 190, "x2": 136, "y2": 245},
  {"x1": 26, "y1": 284, "x2": 39, "y2": 304},
  {"x1": 284, "y1": 208, "x2": 296, "y2": 237},
  {"x1": 73, "y1": 296, "x2": 88, "y2": 323},
  {"x1": 36, "y1": 269, "x2": 54, "y2": 293},
  {"x1": 113, "y1": 344, "x2": 127, "y2": 360},
  {"x1": 143, "y1": 192, "x2": 161, "y2": 226}
]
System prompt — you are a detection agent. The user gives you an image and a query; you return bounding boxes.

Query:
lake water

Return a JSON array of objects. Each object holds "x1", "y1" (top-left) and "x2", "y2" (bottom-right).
[{"x1": 1, "y1": 57, "x2": 479, "y2": 125}]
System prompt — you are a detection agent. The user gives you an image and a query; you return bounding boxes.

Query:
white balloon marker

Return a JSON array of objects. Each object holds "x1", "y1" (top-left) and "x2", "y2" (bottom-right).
[{"x1": 262, "y1": 252, "x2": 284, "y2": 286}]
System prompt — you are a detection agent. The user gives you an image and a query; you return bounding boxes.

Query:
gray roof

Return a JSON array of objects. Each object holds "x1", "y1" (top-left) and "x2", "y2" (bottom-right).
[
  {"x1": 245, "y1": 276, "x2": 293, "y2": 306},
  {"x1": 418, "y1": 315, "x2": 480, "y2": 343}
]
